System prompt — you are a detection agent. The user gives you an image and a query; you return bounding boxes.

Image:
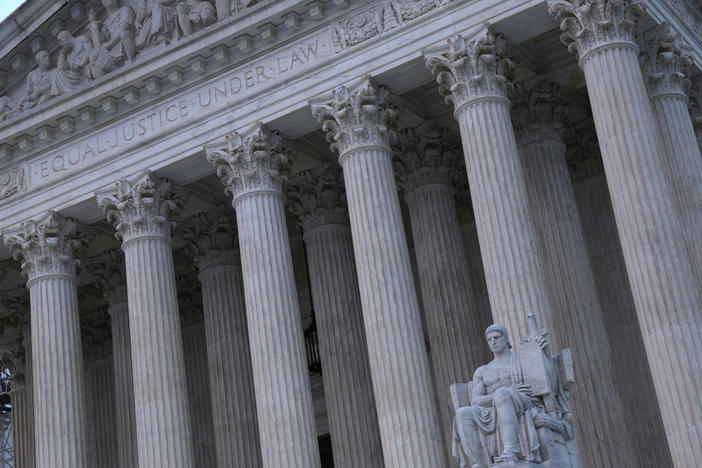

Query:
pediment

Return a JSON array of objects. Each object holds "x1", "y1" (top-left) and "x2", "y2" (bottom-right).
[{"x1": 0, "y1": 0, "x2": 273, "y2": 126}]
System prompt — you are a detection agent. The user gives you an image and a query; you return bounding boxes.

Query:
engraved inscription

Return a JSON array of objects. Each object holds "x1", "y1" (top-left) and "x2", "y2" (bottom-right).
[{"x1": 27, "y1": 31, "x2": 332, "y2": 188}]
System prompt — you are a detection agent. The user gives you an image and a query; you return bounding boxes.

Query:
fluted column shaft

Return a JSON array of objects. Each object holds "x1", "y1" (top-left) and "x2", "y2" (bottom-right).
[
  {"x1": 108, "y1": 301, "x2": 139, "y2": 468},
  {"x1": 453, "y1": 99, "x2": 552, "y2": 339},
  {"x1": 580, "y1": 43, "x2": 702, "y2": 465},
  {"x1": 651, "y1": 94, "x2": 702, "y2": 282},
  {"x1": 97, "y1": 173, "x2": 194, "y2": 468},
  {"x1": 11, "y1": 336, "x2": 35, "y2": 468},
  {"x1": 457, "y1": 220, "x2": 492, "y2": 330},
  {"x1": 341, "y1": 146, "x2": 446, "y2": 467},
  {"x1": 312, "y1": 79, "x2": 447, "y2": 468},
  {"x1": 518, "y1": 132, "x2": 634, "y2": 466},
  {"x1": 404, "y1": 182, "x2": 487, "y2": 446},
  {"x1": 10, "y1": 337, "x2": 34, "y2": 468},
  {"x1": 29, "y1": 274, "x2": 87, "y2": 467},
  {"x1": 199, "y1": 263, "x2": 262, "y2": 468},
  {"x1": 85, "y1": 357, "x2": 118, "y2": 468},
  {"x1": 122, "y1": 236, "x2": 194, "y2": 467},
  {"x1": 303, "y1": 222, "x2": 384, "y2": 468},
  {"x1": 182, "y1": 322, "x2": 216, "y2": 467},
  {"x1": 10, "y1": 386, "x2": 33, "y2": 468},
  {"x1": 574, "y1": 174, "x2": 673, "y2": 466},
  {"x1": 234, "y1": 191, "x2": 321, "y2": 468}
]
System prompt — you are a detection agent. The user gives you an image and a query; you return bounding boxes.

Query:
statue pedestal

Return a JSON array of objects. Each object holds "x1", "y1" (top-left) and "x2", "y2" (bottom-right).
[{"x1": 489, "y1": 461, "x2": 540, "y2": 467}]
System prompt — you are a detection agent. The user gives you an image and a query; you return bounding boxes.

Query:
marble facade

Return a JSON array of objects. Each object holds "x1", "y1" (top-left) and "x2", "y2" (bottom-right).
[{"x1": 0, "y1": 1, "x2": 699, "y2": 467}]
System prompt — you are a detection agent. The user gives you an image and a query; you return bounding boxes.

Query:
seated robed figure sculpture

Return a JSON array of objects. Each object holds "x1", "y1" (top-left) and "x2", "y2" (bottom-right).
[{"x1": 451, "y1": 315, "x2": 578, "y2": 468}]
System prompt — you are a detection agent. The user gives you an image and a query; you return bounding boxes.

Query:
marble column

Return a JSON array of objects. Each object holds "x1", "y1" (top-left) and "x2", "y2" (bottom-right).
[
  {"x1": 548, "y1": 1, "x2": 702, "y2": 465},
  {"x1": 287, "y1": 163, "x2": 384, "y2": 468},
  {"x1": 183, "y1": 206, "x2": 262, "y2": 468},
  {"x1": 206, "y1": 124, "x2": 321, "y2": 468},
  {"x1": 179, "y1": 299, "x2": 217, "y2": 468},
  {"x1": 3, "y1": 212, "x2": 88, "y2": 468},
  {"x1": 311, "y1": 78, "x2": 447, "y2": 468},
  {"x1": 2, "y1": 296, "x2": 34, "y2": 468},
  {"x1": 572, "y1": 162, "x2": 673, "y2": 466},
  {"x1": 5, "y1": 329, "x2": 34, "y2": 468},
  {"x1": 453, "y1": 183, "x2": 493, "y2": 331},
  {"x1": 640, "y1": 26, "x2": 702, "y2": 285},
  {"x1": 512, "y1": 79, "x2": 635, "y2": 466},
  {"x1": 83, "y1": 347, "x2": 118, "y2": 468},
  {"x1": 92, "y1": 249, "x2": 139, "y2": 468},
  {"x1": 96, "y1": 172, "x2": 195, "y2": 468},
  {"x1": 394, "y1": 123, "x2": 487, "y2": 448},
  {"x1": 425, "y1": 31, "x2": 554, "y2": 342}
]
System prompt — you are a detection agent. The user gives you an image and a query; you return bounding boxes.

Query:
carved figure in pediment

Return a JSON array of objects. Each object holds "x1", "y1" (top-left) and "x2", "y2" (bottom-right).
[
  {"x1": 87, "y1": 0, "x2": 137, "y2": 72},
  {"x1": 0, "y1": 96, "x2": 17, "y2": 121},
  {"x1": 135, "y1": 0, "x2": 180, "y2": 49},
  {"x1": 177, "y1": 0, "x2": 216, "y2": 36},
  {"x1": 17, "y1": 50, "x2": 55, "y2": 111},
  {"x1": 53, "y1": 30, "x2": 92, "y2": 95}
]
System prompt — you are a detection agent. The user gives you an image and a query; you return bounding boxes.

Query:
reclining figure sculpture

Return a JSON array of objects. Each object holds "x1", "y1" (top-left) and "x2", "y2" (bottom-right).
[{"x1": 451, "y1": 315, "x2": 578, "y2": 467}]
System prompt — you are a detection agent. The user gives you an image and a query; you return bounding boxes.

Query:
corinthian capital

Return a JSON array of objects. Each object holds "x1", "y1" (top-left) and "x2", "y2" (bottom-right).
[
  {"x1": 90, "y1": 249, "x2": 128, "y2": 306},
  {"x1": 547, "y1": 0, "x2": 645, "y2": 63},
  {"x1": 639, "y1": 23, "x2": 693, "y2": 99},
  {"x1": 181, "y1": 206, "x2": 240, "y2": 270},
  {"x1": 310, "y1": 77, "x2": 399, "y2": 158},
  {"x1": 393, "y1": 122, "x2": 462, "y2": 193},
  {"x1": 424, "y1": 29, "x2": 514, "y2": 110},
  {"x1": 287, "y1": 162, "x2": 349, "y2": 232},
  {"x1": 0, "y1": 339, "x2": 26, "y2": 390},
  {"x1": 511, "y1": 79, "x2": 568, "y2": 146},
  {"x1": 206, "y1": 123, "x2": 292, "y2": 204},
  {"x1": 2, "y1": 211, "x2": 86, "y2": 280},
  {"x1": 96, "y1": 171, "x2": 186, "y2": 243}
]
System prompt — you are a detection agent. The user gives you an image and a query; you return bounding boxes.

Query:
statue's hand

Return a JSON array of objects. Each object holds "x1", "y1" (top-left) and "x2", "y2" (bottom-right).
[
  {"x1": 513, "y1": 383, "x2": 533, "y2": 397},
  {"x1": 534, "y1": 414, "x2": 548, "y2": 428},
  {"x1": 536, "y1": 335, "x2": 549, "y2": 351}
]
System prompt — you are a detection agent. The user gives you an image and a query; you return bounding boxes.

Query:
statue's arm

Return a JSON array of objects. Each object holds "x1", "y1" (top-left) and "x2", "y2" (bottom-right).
[{"x1": 470, "y1": 367, "x2": 492, "y2": 407}]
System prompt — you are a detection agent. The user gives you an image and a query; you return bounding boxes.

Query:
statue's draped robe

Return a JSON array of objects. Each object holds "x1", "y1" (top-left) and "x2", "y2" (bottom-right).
[{"x1": 452, "y1": 353, "x2": 542, "y2": 468}]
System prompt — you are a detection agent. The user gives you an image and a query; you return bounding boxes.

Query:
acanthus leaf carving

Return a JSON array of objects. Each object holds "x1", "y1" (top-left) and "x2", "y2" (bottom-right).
[
  {"x1": 310, "y1": 76, "x2": 399, "y2": 157},
  {"x1": 511, "y1": 78, "x2": 568, "y2": 146},
  {"x1": 424, "y1": 28, "x2": 515, "y2": 111},
  {"x1": 2, "y1": 211, "x2": 88, "y2": 280},
  {"x1": 81, "y1": 305, "x2": 112, "y2": 363},
  {"x1": 96, "y1": 170, "x2": 186, "y2": 242},
  {"x1": 206, "y1": 122, "x2": 292, "y2": 203},
  {"x1": 393, "y1": 122, "x2": 462, "y2": 193},
  {"x1": 639, "y1": 23, "x2": 693, "y2": 99},
  {"x1": 546, "y1": 0, "x2": 645, "y2": 63},
  {"x1": 89, "y1": 248, "x2": 128, "y2": 306},
  {"x1": 180, "y1": 205, "x2": 240, "y2": 270},
  {"x1": 286, "y1": 162, "x2": 349, "y2": 232}
]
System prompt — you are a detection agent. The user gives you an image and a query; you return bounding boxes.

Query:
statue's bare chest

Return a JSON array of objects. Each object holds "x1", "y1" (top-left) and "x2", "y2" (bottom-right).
[{"x1": 481, "y1": 361, "x2": 512, "y2": 393}]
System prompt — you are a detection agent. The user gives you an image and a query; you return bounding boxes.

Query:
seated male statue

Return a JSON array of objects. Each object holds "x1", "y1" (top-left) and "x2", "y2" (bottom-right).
[{"x1": 452, "y1": 319, "x2": 576, "y2": 468}]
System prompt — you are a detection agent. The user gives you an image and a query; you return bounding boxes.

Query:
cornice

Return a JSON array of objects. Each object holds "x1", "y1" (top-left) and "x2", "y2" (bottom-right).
[
  {"x1": 0, "y1": 0, "x2": 547, "y2": 232},
  {"x1": 0, "y1": 0, "x2": 361, "y2": 163}
]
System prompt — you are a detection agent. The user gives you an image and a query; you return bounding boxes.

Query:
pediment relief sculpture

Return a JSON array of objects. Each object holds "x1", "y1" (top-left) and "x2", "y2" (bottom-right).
[
  {"x1": 0, "y1": 0, "x2": 249, "y2": 122},
  {"x1": 451, "y1": 315, "x2": 577, "y2": 468}
]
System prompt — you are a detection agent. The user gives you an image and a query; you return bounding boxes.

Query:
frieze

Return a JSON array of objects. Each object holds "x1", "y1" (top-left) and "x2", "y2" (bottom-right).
[
  {"x1": 665, "y1": 0, "x2": 702, "y2": 39},
  {"x1": 0, "y1": 0, "x2": 263, "y2": 122},
  {"x1": 332, "y1": 0, "x2": 455, "y2": 51},
  {"x1": 0, "y1": 165, "x2": 27, "y2": 201},
  {"x1": 24, "y1": 31, "x2": 331, "y2": 189}
]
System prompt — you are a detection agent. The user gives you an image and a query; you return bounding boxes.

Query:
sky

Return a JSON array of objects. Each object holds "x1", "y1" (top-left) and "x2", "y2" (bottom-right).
[{"x1": 0, "y1": 0, "x2": 25, "y2": 23}]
